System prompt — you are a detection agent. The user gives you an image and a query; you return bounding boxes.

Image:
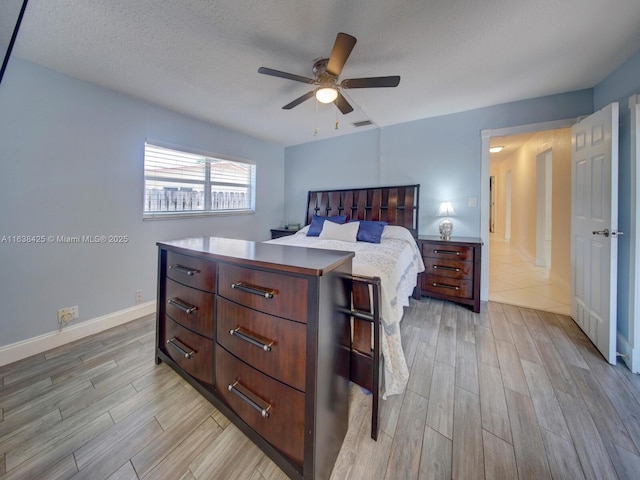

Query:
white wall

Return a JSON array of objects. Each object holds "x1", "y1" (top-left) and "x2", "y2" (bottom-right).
[{"x1": 0, "y1": 58, "x2": 285, "y2": 349}]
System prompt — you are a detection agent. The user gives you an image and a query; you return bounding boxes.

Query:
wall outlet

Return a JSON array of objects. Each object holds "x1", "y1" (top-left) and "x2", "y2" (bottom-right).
[
  {"x1": 58, "y1": 306, "x2": 79, "y2": 327},
  {"x1": 468, "y1": 197, "x2": 477, "y2": 207},
  {"x1": 135, "y1": 290, "x2": 143, "y2": 303}
]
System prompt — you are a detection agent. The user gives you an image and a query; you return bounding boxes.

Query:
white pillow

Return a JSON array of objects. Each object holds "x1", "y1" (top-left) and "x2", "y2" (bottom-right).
[
  {"x1": 319, "y1": 220, "x2": 359, "y2": 242},
  {"x1": 381, "y1": 225, "x2": 416, "y2": 243}
]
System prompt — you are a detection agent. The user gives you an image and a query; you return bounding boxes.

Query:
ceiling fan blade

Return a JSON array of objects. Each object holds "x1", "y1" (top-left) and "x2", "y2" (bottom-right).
[
  {"x1": 341, "y1": 76, "x2": 401, "y2": 89},
  {"x1": 258, "y1": 67, "x2": 315, "y2": 84},
  {"x1": 326, "y1": 33, "x2": 357, "y2": 76},
  {"x1": 282, "y1": 91, "x2": 315, "y2": 110},
  {"x1": 334, "y1": 92, "x2": 354, "y2": 114}
]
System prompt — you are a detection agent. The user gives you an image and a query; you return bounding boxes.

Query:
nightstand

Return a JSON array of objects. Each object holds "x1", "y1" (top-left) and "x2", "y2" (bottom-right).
[
  {"x1": 415, "y1": 235, "x2": 483, "y2": 313},
  {"x1": 270, "y1": 228, "x2": 297, "y2": 239}
]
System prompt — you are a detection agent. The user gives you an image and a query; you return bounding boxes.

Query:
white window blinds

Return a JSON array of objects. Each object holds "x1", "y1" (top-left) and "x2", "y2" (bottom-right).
[{"x1": 143, "y1": 141, "x2": 256, "y2": 218}]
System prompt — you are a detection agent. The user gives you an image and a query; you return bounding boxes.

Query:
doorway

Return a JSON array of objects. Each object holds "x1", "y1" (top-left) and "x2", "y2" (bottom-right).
[{"x1": 485, "y1": 128, "x2": 572, "y2": 315}]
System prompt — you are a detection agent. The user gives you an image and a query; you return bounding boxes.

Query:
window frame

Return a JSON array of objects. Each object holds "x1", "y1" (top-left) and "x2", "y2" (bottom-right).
[{"x1": 143, "y1": 139, "x2": 256, "y2": 220}]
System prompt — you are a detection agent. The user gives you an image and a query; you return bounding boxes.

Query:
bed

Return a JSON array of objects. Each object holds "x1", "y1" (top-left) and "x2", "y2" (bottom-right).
[{"x1": 266, "y1": 185, "x2": 424, "y2": 402}]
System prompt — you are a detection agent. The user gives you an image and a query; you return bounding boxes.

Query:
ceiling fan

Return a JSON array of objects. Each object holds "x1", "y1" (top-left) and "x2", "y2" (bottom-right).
[{"x1": 258, "y1": 33, "x2": 400, "y2": 114}]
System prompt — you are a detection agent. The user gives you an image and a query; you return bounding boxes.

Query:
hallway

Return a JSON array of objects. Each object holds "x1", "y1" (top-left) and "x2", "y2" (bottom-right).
[{"x1": 489, "y1": 235, "x2": 571, "y2": 316}]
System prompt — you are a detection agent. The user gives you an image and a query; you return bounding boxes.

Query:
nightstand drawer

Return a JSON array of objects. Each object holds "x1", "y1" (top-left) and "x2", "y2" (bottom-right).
[
  {"x1": 422, "y1": 243, "x2": 474, "y2": 261},
  {"x1": 160, "y1": 315, "x2": 214, "y2": 387},
  {"x1": 216, "y1": 347, "x2": 305, "y2": 465},
  {"x1": 166, "y1": 251, "x2": 216, "y2": 293},
  {"x1": 217, "y1": 297, "x2": 307, "y2": 391},
  {"x1": 421, "y1": 274, "x2": 473, "y2": 299},
  {"x1": 422, "y1": 258, "x2": 473, "y2": 280},
  {"x1": 218, "y1": 263, "x2": 308, "y2": 323},
  {"x1": 165, "y1": 278, "x2": 215, "y2": 338}
]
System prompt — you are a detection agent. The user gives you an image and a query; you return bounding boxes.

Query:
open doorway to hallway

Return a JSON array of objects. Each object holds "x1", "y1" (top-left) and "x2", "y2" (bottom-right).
[{"x1": 487, "y1": 129, "x2": 571, "y2": 316}]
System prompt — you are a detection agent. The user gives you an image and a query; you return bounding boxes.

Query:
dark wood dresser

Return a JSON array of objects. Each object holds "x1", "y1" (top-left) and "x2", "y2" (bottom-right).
[
  {"x1": 415, "y1": 236, "x2": 483, "y2": 313},
  {"x1": 156, "y1": 237, "x2": 354, "y2": 480}
]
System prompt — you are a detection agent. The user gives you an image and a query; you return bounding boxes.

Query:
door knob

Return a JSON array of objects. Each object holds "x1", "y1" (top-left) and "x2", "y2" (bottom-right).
[{"x1": 592, "y1": 228, "x2": 610, "y2": 237}]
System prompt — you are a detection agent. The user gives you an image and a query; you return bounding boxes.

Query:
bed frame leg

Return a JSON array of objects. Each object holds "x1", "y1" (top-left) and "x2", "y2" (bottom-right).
[{"x1": 344, "y1": 274, "x2": 382, "y2": 441}]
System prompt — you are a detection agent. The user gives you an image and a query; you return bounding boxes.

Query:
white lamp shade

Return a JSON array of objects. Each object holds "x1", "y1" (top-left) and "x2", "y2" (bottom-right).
[
  {"x1": 437, "y1": 201, "x2": 456, "y2": 217},
  {"x1": 316, "y1": 87, "x2": 338, "y2": 104}
]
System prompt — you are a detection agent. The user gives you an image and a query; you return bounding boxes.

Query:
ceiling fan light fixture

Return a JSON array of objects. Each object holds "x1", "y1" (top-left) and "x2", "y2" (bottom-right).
[{"x1": 316, "y1": 87, "x2": 338, "y2": 103}]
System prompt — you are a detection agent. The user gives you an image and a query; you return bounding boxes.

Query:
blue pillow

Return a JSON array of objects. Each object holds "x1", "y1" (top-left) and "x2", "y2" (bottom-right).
[
  {"x1": 354, "y1": 220, "x2": 387, "y2": 243},
  {"x1": 306, "y1": 214, "x2": 347, "y2": 237}
]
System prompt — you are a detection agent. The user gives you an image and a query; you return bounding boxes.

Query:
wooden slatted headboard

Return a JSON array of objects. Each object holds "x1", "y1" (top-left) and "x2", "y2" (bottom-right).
[{"x1": 305, "y1": 184, "x2": 420, "y2": 236}]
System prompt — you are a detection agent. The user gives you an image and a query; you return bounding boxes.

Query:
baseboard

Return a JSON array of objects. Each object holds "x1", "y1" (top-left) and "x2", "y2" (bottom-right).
[
  {"x1": 616, "y1": 331, "x2": 639, "y2": 373},
  {"x1": 0, "y1": 301, "x2": 156, "y2": 367}
]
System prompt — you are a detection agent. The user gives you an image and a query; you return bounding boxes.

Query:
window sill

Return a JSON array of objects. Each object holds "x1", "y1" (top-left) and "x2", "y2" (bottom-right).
[{"x1": 143, "y1": 210, "x2": 255, "y2": 221}]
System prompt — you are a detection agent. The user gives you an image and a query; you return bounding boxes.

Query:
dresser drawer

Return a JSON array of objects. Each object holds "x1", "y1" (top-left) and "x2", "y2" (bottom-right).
[
  {"x1": 165, "y1": 278, "x2": 215, "y2": 338},
  {"x1": 216, "y1": 347, "x2": 305, "y2": 465},
  {"x1": 421, "y1": 274, "x2": 473, "y2": 299},
  {"x1": 422, "y1": 258, "x2": 473, "y2": 281},
  {"x1": 218, "y1": 263, "x2": 308, "y2": 323},
  {"x1": 160, "y1": 315, "x2": 214, "y2": 386},
  {"x1": 217, "y1": 297, "x2": 306, "y2": 391},
  {"x1": 421, "y1": 243, "x2": 474, "y2": 261},
  {"x1": 166, "y1": 251, "x2": 216, "y2": 293}
]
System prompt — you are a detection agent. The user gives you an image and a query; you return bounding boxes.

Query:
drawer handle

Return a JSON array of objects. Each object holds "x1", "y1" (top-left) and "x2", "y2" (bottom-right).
[
  {"x1": 433, "y1": 265, "x2": 460, "y2": 272},
  {"x1": 169, "y1": 264, "x2": 200, "y2": 276},
  {"x1": 433, "y1": 249, "x2": 460, "y2": 256},
  {"x1": 166, "y1": 337, "x2": 195, "y2": 359},
  {"x1": 230, "y1": 282, "x2": 277, "y2": 299},
  {"x1": 229, "y1": 327, "x2": 273, "y2": 352},
  {"x1": 167, "y1": 297, "x2": 197, "y2": 314},
  {"x1": 432, "y1": 282, "x2": 460, "y2": 291},
  {"x1": 228, "y1": 381, "x2": 272, "y2": 419}
]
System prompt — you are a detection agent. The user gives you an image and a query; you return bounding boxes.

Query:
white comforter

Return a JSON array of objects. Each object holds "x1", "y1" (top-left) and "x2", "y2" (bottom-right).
[{"x1": 266, "y1": 225, "x2": 425, "y2": 397}]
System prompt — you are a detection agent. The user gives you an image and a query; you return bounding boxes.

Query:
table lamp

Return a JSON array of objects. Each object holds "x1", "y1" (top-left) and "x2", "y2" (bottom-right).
[{"x1": 437, "y1": 201, "x2": 456, "y2": 239}]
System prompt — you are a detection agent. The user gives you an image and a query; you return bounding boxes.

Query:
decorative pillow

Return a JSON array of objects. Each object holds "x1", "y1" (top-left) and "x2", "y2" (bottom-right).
[
  {"x1": 319, "y1": 220, "x2": 359, "y2": 242},
  {"x1": 306, "y1": 214, "x2": 347, "y2": 237},
  {"x1": 353, "y1": 220, "x2": 388, "y2": 243}
]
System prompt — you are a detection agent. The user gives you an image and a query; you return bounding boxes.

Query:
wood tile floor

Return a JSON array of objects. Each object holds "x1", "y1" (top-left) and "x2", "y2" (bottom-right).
[{"x1": 2, "y1": 299, "x2": 640, "y2": 479}]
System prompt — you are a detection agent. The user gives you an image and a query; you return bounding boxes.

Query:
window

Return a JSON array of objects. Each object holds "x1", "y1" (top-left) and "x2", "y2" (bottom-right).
[{"x1": 143, "y1": 141, "x2": 256, "y2": 219}]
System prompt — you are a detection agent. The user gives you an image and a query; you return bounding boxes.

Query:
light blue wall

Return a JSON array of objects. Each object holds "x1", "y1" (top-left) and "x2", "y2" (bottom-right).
[
  {"x1": 0, "y1": 58, "x2": 284, "y2": 347},
  {"x1": 594, "y1": 49, "x2": 640, "y2": 340},
  {"x1": 284, "y1": 128, "x2": 381, "y2": 225},
  {"x1": 285, "y1": 90, "x2": 593, "y2": 236}
]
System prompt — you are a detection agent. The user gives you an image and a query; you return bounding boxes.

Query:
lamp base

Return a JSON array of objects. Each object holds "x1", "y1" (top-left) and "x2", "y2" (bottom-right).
[{"x1": 439, "y1": 218, "x2": 453, "y2": 240}]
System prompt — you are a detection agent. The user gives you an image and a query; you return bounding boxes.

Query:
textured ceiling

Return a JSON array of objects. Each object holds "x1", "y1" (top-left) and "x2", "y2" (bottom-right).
[{"x1": 2, "y1": 0, "x2": 640, "y2": 147}]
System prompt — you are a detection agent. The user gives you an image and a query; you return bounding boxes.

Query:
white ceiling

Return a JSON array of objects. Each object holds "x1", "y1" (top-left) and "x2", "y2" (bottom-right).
[{"x1": 2, "y1": 0, "x2": 640, "y2": 147}]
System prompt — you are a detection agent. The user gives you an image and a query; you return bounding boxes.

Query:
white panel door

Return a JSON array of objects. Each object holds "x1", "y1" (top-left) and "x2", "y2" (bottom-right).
[{"x1": 571, "y1": 102, "x2": 619, "y2": 363}]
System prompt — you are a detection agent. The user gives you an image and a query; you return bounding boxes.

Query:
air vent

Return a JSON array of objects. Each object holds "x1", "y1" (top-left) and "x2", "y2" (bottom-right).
[{"x1": 352, "y1": 120, "x2": 373, "y2": 127}]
